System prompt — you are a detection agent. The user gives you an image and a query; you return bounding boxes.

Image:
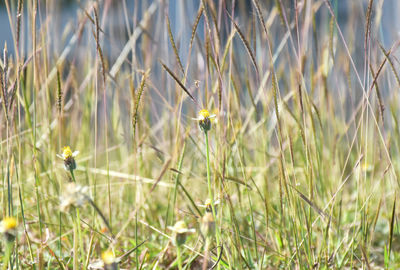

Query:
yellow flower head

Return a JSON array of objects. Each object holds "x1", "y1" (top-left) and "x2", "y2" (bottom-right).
[
  {"x1": 204, "y1": 198, "x2": 212, "y2": 206},
  {"x1": 168, "y1": 220, "x2": 195, "y2": 246},
  {"x1": 0, "y1": 217, "x2": 17, "y2": 233},
  {"x1": 62, "y1": 146, "x2": 73, "y2": 160},
  {"x1": 197, "y1": 109, "x2": 215, "y2": 132},
  {"x1": 199, "y1": 109, "x2": 210, "y2": 120},
  {"x1": 361, "y1": 161, "x2": 373, "y2": 172},
  {"x1": 169, "y1": 220, "x2": 195, "y2": 234},
  {"x1": 199, "y1": 198, "x2": 220, "y2": 213},
  {"x1": 101, "y1": 250, "x2": 116, "y2": 265},
  {"x1": 205, "y1": 198, "x2": 212, "y2": 212},
  {"x1": 58, "y1": 146, "x2": 79, "y2": 171},
  {"x1": 1, "y1": 217, "x2": 17, "y2": 242},
  {"x1": 173, "y1": 220, "x2": 188, "y2": 234}
]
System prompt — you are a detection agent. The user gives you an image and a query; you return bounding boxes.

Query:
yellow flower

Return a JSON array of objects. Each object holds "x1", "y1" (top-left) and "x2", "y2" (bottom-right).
[
  {"x1": 1, "y1": 216, "x2": 17, "y2": 242},
  {"x1": 59, "y1": 146, "x2": 79, "y2": 160},
  {"x1": 199, "y1": 109, "x2": 210, "y2": 120},
  {"x1": 0, "y1": 217, "x2": 17, "y2": 233},
  {"x1": 204, "y1": 198, "x2": 212, "y2": 210},
  {"x1": 101, "y1": 250, "x2": 116, "y2": 265},
  {"x1": 361, "y1": 161, "x2": 373, "y2": 172},
  {"x1": 57, "y1": 146, "x2": 79, "y2": 171},
  {"x1": 172, "y1": 220, "x2": 189, "y2": 234},
  {"x1": 196, "y1": 109, "x2": 216, "y2": 132},
  {"x1": 199, "y1": 198, "x2": 220, "y2": 213},
  {"x1": 62, "y1": 146, "x2": 73, "y2": 160},
  {"x1": 168, "y1": 220, "x2": 195, "y2": 246},
  {"x1": 101, "y1": 250, "x2": 119, "y2": 269}
]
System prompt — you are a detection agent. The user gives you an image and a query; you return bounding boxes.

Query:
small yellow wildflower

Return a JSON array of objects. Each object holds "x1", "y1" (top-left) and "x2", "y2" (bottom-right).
[
  {"x1": 101, "y1": 250, "x2": 118, "y2": 270},
  {"x1": 196, "y1": 109, "x2": 216, "y2": 132},
  {"x1": 361, "y1": 161, "x2": 373, "y2": 172},
  {"x1": 168, "y1": 220, "x2": 195, "y2": 246},
  {"x1": 172, "y1": 221, "x2": 189, "y2": 234},
  {"x1": 62, "y1": 146, "x2": 73, "y2": 160},
  {"x1": 0, "y1": 217, "x2": 17, "y2": 232},
  {"x1": 102, "y1": 250, "x2": 116, "y2": 264},
  {"x1": 204, "y1": 198, "x2": 212, "y2": 212},
  {"x1": 57, "y1": 146, "x2": 79, "y2": 171},
  {"x1": 1, "y1": 217, "x2": 17, "y2": 242},
  {"x1": 199, "y1": 109, "x2": 210, "y2": 120},
  {"x1": 199, "y1": 198, "x2": 220, "y2": 214}
]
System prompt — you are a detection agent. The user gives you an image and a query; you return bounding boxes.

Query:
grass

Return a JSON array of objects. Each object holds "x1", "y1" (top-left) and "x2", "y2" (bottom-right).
[{"x1": 1, "y1": 0, "x2": 400, "y2": 269}]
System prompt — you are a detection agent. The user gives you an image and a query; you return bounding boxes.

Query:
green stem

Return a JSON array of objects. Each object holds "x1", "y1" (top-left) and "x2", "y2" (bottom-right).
[
  {"x1": 76, "y1": 208, "x2": 84, "y2": 266},
  {"x1": 205, "y1": 132, "x2": 213, "y2": 211},
  {"x1": 70, "y1": 169, "x2": 79, "y2": 269},
  {"x1": 59, "y1": 211, "x2": 62, "y2": 257},
  {"x1": 2, "y1": 241, "x2": 13, "y2": 270},
  {"x1": 73, "y1": 210, "x2": 79, "y2": 270},
  {"x1": 203, "y1": 238, "x2": 210, "y2": 270},
  {"x1": 70, "y1": 169, "x2": 76, "y2": 182},
  {"x1": 135, "y1": 211, "x2": 139, "y2": 270},
  {"x1": 172, "y1": 142, "x2": 186, "y2": 224},
  {"x1": 204, "y1": 131, "x2": 221, "y2": 269},
  {"x1": 176, "y1": 245, "x2": 183, "y2": 270}
]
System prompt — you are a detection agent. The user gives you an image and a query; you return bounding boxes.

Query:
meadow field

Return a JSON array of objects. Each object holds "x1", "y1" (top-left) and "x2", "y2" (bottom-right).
[{"x1": 1, "y1": 0, "x2": 400, "y2": 269}]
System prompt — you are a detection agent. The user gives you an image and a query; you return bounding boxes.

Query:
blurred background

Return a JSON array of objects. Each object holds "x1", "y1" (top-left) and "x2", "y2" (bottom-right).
[{"x1": 2, "y1": 0, "x2": 400, "y2": 268}]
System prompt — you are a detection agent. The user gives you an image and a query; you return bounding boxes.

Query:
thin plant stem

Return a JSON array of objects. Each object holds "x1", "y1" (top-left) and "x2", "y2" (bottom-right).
[
  {"x1": 70, "y1": 169, "x2": 76, "y2": 182},
  {"x1": 70, "y1": 169, "x2": 79, "y2": 269},
  {"x1": 2, "y1": 241, "x2": 13, "y2": 270},
  {"x1": 76, "y1": 208, "x2": 84, "y2": 265},
  {"x1": 205, "y1": 132, "x2": 213, "y2": 208},
  {"x1": 202, "y1": 238, "x2": 210, "y2": 270},
  {"x1": 205, "y1": 131, "x2": 221, "y2": 269},
  {"x1": 73, "y1": 211, "x2": 79, "y2": 270},
  {"x1": 59, "y1": 211, "x2": 62, "y2": 257},
  {"x1": 176, "y1": 245, "x2": 183, "y2": 270}
]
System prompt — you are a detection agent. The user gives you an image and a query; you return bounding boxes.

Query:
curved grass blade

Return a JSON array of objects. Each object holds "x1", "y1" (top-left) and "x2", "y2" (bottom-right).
[{"x1": 160, "y1": 61, "x2": 198, "y2": 105}]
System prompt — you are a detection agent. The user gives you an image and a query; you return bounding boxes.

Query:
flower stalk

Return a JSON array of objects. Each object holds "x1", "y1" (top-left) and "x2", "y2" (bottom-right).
[
  {"x1": 198, "y1": 109, "x2": 221, "y2": 269},
  {"x1": 168, "y1": 220, "x2": 195, "y2": 270}
]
